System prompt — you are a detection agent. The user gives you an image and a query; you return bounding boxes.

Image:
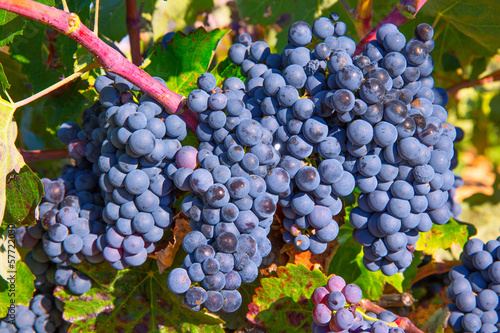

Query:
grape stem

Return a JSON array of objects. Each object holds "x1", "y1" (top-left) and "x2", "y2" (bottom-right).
[
  {"x1": 14, "y1": 62, "x2": 99, "y2": 108},
  {"x1": 354, "y1": 0, "x2": 428, "y2": 55},
  {"x1": 359, "y1": 299, "x2": 425, "y2": 333},
  {"x1": 19, "y1": 149, "x2": 69, "y2": 163},
  {"x1": 0, "y1": 0, "x2": 185, "y2": 114},
  {"x1": 126, "y1": 0, "x2": 142, "y2": 66},
  {"x1": 180, "y1": 105, "x2": 200, "y2": 135},
  {"x1": 446, "y1": 69, "x2": 500, "y2": 95},
  {"x1": 358, "y1": 310, "x2": 398, "y2": 327}
]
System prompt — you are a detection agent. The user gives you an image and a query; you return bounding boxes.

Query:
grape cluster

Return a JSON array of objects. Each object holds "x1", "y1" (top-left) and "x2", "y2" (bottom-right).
[
  {"x1": 348, "y1": 23, "x2": 458, "y2": 276},
  {"x1": 15, "y1": 101, "x2": 112, "y2": 296},
  {"x1": 311, "y1": 275, "x2": 401, "y2": 332},
  {"x1": 228, "y1": 15, "x2": 459, "y2": 274},
  {"x1": 95, "y1": 74, "x2": 187, "y2": 269},
  {"x1": 0, "y1": 294, "x2": 70, "y2": 333},
  {"x1": 447, "y1": 238, "x2": 500, "y2": 332},
  {"x1": 228, "y1": 23, "x2": 361, "y2": 253},
  {"x1": 166, "y1": 72, "x2": 290, "y2": 312}
]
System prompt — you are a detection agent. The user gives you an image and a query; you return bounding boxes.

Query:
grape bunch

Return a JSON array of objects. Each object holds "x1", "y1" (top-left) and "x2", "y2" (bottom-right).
[
  {"x1": 0, "y1": 294, "x2": 70, "y2": 333},
  {"x1": 348, "y1": 23, "x2": 458, "y2": 276},
  {"x1": 228, "y1": 14, "x2": 459, "y2": 274},
  {"x1": 228, "y1": 23, "x2": 362, "y2": 253},
  {"x1": 166, "y1": 72, "x2": 290, "y2": 312},
  {"x1": 15, "y1": 101, "x2": 113, "y2": 295},
  {"x1": 311, "y1": 275, "x2": 402, "y2": 332},
  {"x1": 447, "y1": 238, "x2": 500, "y2": 332},
  {"x1": 95, "y1": 74, "x2": 187, "y2": 269}
]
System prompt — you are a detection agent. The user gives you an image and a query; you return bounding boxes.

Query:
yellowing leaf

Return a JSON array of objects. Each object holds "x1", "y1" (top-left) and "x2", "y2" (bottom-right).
[
  {"x1": 416, "y1": 219, "x2": 469, "y2": 255},
  {"x1": 0, "y1": 98, "x2": 24, "y2": 225}
]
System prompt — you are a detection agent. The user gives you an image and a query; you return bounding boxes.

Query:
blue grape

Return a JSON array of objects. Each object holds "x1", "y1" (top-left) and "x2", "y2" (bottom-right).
[{"x1": 68, "y1": 271, "x2": 92, "y2": 295}]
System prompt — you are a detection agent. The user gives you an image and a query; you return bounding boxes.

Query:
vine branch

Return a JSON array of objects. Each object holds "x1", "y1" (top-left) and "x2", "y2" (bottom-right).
[
  {"x1": 126, "y1": 0, "x2": 142, "y2": 66},
  {"x1": 446, "y1": 70, "x2": 500, "y2": 95},
  {"x1": 354, "y1": 0, "x2": 428, "y2": 55},
  {"x1": 20, "y1": 149, "x2": 69, "y2": 163},
  {"x1": 359, "y1": 299, "x2": 425, "y2": 333},
  {"x1": 0, "y1": 0, "x2": 185, "y2": 114}
]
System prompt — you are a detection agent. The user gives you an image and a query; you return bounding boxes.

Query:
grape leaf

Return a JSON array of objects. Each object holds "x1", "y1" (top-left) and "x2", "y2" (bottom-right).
[
  {"x1": 247, "y1": 264, "x2": 327, "y2": 331},
  {"x1": 210, "y1": 57, "x2": 245, "y2": 86},
  {"x1": 0, "y1": 0, "x2": 54, "y2": 46},
  {"x1": 3, "y1": 165, "x2": 43, "y2": 227},
  {"x1": 415, "y1": 218, "x2": 469, "y2": 255},
  {"x1": 10, "y1": 22, "x2": 62, "y2": 93},
  {"x1": 328, "y1": 223, "x2": 404, "y2": 301},
  {"x1": 422, "y1": 0, "x2": 500, "y2": 54},
  {"x1": 0, "y1": 228, "x2": 36, "y2": 317},
  {"x1": 397, "y1": 9, "x2": 493, "y2": 86},
  {"x1": 0, "y1": 98, "x2": 26, "y2": 226},
  {"x1": 54, "y1": 259, "x2": 224, "y2": 332},
  {"x1": 146, "y1": 28, "x2": 229, "y2": 97}
]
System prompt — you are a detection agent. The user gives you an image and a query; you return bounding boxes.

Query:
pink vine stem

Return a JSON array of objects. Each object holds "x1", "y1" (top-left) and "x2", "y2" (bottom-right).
[
  {"x1": 355, "y1": 0, "x2": 428, "y2": 55},
  {"x1": 0, "y1": 0, "x2": 185, "y2": 114}
]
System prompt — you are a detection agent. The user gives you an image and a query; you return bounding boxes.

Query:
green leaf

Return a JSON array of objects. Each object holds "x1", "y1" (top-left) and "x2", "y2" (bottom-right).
[
  {"x1": 247, "y1": 264, "x2": 327, "y2": 331},
  {"x1": 211, "y1": 57, "x2": 245, "y2": 84},
  {"x1": 442, "y1": 53, "x2": 461, "y2": 72},
  {"x1": 98, "y1": 0, "x2": 156, "y2": 42},
  {"x1": 181, "y1": 130, "x2": 199, "y2": 148},
  {"x1": 55, "y1": 259, "x2": 224, "y2": 332},
  {"x1": 0, "y1": 0, "x2": 54, "y2": 46},
  {"x1": 0, "y1": 16, "x2": 25, "y2": 47},
  {"x1": 146, "y1": 28, "x2": 229, "y2": 96},
  {"x1": 328, "y1": 223, "x2": 403, "y2": 301},
  {"x1": 10, "y1": 22, "x2": 61, "y2": 93},
  {"x1": 423, "y1": 0, "x2": 500, "y2": 54},
  {"x1": 3, "y1": 165, "x2": 43, "y2": 227},
  {"x1": 397, "y1": 4, "x2": 494, "y2": 86},
  {"x1": 0, "y1": 98, "x2": 25, "y2": 226},
  {"x1": 0, "y1": 231, "x2": 36, "y2": 317},
  {"x1": 415, "y1": 218, "x2": 469, "y2": 255},
  {"x1": 0, "y1": 52, "x2": 27, "y2": 102}
]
